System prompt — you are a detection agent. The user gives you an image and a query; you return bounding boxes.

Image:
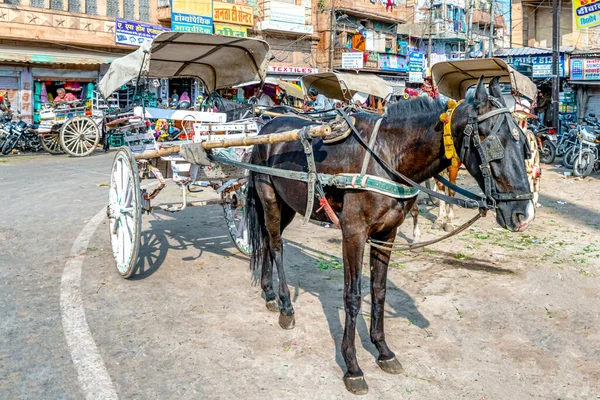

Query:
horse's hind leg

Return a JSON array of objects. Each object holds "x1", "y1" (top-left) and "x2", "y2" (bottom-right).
[
  {"x1": 370, "y1": 228, "x2": 404, "y2": 375},
  {"x1": 262, "y1": 202, "x2": 296, "y2": 313},
  {"x1": 256, "y1": 179, "x2": 295, "y2": 329}
]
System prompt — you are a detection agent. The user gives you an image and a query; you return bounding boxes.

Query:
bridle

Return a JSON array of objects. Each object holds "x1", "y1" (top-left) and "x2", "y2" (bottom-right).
[{"x1": 458, "y1": 96, "x2": 534, "y2": 209}]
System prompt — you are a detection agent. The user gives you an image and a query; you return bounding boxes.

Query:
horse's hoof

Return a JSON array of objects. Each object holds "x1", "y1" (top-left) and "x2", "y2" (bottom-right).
[
  {"x1": 377, "y1": 357, "x2": 404, "y2": 374},
  {"x1": 266, "y1": 300, "x2": 279, "y2": 312},
  {"x1": 443, "y1": 223, "x2": 455, "y2": 232},
  {"x1": 432, "y1": 221, "x2": 442, "y2": 230},
  {"x1": 343, "y1": 375, "x2": 369, "y2": 395},
  {"x1": 278, "y1": 313, "x2": 295, "y2": 330}
]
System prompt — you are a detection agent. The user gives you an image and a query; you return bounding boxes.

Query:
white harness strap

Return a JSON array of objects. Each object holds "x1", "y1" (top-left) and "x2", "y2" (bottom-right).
[{"x1": 359, "y1": 117, "x2": 384, "y2": 184}]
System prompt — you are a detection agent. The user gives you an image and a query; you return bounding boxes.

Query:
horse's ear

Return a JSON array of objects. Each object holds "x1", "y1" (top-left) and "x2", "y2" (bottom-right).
[
  {"x1": 474, "y1": 76, "x2": 488, "y2": 111},
  {"x1": 488, "y1": 76, "x2": 506, "y2": 106}
]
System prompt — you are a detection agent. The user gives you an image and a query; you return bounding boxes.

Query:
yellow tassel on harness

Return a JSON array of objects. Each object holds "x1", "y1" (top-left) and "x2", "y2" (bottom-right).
[{"x1": 439, "y1": 99, "x2": 461, "y2": 167}]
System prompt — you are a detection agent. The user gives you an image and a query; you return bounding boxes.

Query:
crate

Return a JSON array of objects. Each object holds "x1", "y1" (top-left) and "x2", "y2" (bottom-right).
[{"x1": 108, "y1": 134, "x2": 125, "y2": 147}]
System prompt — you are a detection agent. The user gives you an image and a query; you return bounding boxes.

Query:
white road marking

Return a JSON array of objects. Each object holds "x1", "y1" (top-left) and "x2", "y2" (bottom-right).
[{"x1": 61, "y1": 209, "x2": 119, "y2": 400}]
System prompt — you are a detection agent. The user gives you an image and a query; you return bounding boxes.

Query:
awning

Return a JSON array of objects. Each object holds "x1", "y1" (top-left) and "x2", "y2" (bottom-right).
[
  {"x1": 302, "y1": 72, "x2": 393, "y2": 101},
  {"x1": 0, "y1": 45, "x2": 120, "y2": 65},
  {"x1": 568, "y1": 80, "x2": 600, "y2": 86}
]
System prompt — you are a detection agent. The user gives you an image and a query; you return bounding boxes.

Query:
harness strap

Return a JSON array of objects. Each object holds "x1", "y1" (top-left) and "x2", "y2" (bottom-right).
[
  {"x1": 360, "y1": 117, "x2": 384, "y2": 179},
  {"x1": 299, "y1": 127, "x2": 317, "y2": 226}
]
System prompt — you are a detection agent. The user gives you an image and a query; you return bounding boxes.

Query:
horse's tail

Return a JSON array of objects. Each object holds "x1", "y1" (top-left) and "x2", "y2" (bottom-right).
[{"x1": 246, "y1": 171, "x2": 267, "y2": 270}]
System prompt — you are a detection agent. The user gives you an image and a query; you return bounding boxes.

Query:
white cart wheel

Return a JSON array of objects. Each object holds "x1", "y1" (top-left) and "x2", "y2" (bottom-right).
[
  {"x1": 107, "y1": 147, "x2": 142, "y2": 278},
  {"x1": 40, "y1": 131, "x2": 64, "y2": 154},
  {"x1": 60, "y1": 116, "x2": 100, "y2": 157},
  {"x1": 222, "y1": 184, "x2": 252, "y2": 256}
]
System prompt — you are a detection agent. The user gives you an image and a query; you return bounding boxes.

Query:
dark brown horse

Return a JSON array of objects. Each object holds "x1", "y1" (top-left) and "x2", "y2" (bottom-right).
[{"x1": 246, "y1": 77, "x2": 535, "y2": 394}]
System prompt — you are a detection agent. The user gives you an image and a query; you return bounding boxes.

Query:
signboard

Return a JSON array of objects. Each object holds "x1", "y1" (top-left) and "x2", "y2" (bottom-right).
[
  {"x1": 268, "y1": 65, "x2": 318, "y2": 74},
  {"x1": 172, "y1": 0, "x2": 213, "y2": 33},
  {"x1": 570, "y1": 58, "x2": 600, "y2": 80},
  {"x1": 115, "y1": 18, "x2": 170, "y2": 47},
  {"x1": 213, "y1": 1, "x2": 254, "y2": 26},
  {"x1": 214, "y1": 23, "x2": 248, "y2": 38},
  {"x1": 503, "y1": 54, "x2": 565, "y2": 78},
  {"x1": 408, "y1": 51, "x2": 424, "y2": 82},
  {"x1": 270, "y1": 1, "x2": 306, "y2": 25},
  {"x1": 256, "y1": 20, "x2": 313, "y2": 34},
  {"x1": 573, "y1": 0, "x2": 600, "y2": 29},
  {"x1": 342, "y1": 52, "x2": 364, "y2": 69},
  {"x1": 378, "y1": 54, "x2": 408, "y2": 72}
]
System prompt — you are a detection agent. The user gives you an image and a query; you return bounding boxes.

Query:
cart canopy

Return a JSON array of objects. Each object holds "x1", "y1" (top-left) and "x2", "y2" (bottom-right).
[
  {"x1": 431, "y1": 58, "x2": 536, "y2": 101},
  {"x1": 98, "y1": 32, "x2": 271, "y2": 98},
  {"x1": 301, "y1": 72, "x2": 393, "y2": 102}
]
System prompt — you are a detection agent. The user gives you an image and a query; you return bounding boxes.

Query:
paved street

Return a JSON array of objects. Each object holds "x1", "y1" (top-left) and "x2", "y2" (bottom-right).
[{"x1": 1, "y1": 152, "x2": 600, "y2": 399}]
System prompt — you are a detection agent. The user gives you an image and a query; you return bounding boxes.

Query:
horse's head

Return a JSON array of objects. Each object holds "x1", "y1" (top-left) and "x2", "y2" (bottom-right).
[{"x1": 453, "y1": 76, "x2": 535, "y2": 232}]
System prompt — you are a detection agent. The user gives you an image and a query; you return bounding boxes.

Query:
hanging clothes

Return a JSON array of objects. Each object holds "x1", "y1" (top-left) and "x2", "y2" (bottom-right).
[{"x1": 352, "y1": 34, "x2": 366, "y2": 52}]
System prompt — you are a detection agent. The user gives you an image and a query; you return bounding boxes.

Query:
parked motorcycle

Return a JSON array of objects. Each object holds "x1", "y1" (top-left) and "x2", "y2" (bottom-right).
[
  {"x1": 531, "y1": 125, "x2": 557, "y2": 164},
  {"x1": 1, "y1": 112, "x2": 35, "y2": 155}
]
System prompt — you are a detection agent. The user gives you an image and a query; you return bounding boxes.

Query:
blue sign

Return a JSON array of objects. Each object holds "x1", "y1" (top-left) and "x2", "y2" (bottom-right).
[
  {"x1": 172, "y1": 13, "x2": 213, "y2": 34},
  {"x1": 408, "y1": 51, "x2": 424, "y2": 71},
  {"x1": 502, "y1": 54, "x2": 565, "y2": 78},
  {"x1": 115, "y1": 18, "x2": 170, "y2": 47}
]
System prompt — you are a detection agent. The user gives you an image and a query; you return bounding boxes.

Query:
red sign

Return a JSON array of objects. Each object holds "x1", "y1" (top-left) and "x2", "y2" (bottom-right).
[{"x1": 268, "y1": 66, "x2": 318, "y2": 74}]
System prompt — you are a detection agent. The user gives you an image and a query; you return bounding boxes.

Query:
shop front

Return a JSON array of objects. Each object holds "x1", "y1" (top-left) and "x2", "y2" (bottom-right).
[{"x1": 569, "y1": 56, "x2": 600, "y2": 121}]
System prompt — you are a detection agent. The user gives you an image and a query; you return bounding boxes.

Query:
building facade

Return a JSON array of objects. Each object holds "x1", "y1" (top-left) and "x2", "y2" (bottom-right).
[{"x1": 0, "y1": 0, "x2": 163, "y2": 121}]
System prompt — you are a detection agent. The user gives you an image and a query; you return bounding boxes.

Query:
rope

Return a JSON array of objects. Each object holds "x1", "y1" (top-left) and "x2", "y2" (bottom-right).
[{"x1": 367, "y1": 211, "x2": 485, "y2": 252}]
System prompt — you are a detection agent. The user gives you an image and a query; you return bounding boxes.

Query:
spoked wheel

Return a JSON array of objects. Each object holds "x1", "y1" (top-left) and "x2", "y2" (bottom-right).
[
  {"x1": 222, "y1": 184, "x2": 252, "y2": 256},
  {"x1": 1, "y1": 132, "x2": 19, "y2": 155},
  {"x1": 539, "y1": 139, "x2": 556, "y2": 164},
  {"x1": 60, "y1": 116, "x2": 100, "y2": 157},
  {"x1": 107, "y1": 147, "x2": 142, "y2": 278},
  {"x1": 40, "y1": 131, "x2": 64, "y2": 154},
  {"x1": 562, "y1": 147, "x2": 577, "y2": 168},
  {"x1": 573, "y1": 151, "x2": 595, "y2": 177}
]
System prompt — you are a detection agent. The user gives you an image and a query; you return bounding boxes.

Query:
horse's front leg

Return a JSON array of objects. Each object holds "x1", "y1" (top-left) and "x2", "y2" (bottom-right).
[
  {"x1": 410, "y1": 203, "x2": 422, "y2": 253},
  {"x1": 443, "y1": 164, "x2": 459, "y2": 232},
  {"x1": 369, "y1": 228, "x2": 404, "y2": 374},
  {"x1": 341, "y1": 228, "x2": 369, "y2": 395}
]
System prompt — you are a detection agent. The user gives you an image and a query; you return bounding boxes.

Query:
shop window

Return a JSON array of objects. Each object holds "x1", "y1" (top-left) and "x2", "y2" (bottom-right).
[
  {"x1": 107, "y1": 0, "x2": 120, "y2": 18},
  {"x1": 4, "y1": 0, "x2": 20, "y2": 4},
  {"x1": 68, "y1": 0, "x2": 81, "y2": 13},
  {"x1": 29, "y1": 0, "x2": 44, "y2": 7},
  {"x1": 50, "y1": 0, "x2": 64, "y2": 10},
  {"x1": 124, "y1": 0, "x2": 135, "y2": 19},
  {"x1": 86, "y1": 0, "x2": 98, "y2": 15},
  {"x1": 139, "y1": 0, "x2": 150, "y2": 21}
]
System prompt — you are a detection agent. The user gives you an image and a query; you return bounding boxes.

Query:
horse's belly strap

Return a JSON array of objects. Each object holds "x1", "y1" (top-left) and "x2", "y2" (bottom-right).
[{"x1": 329, "y1": 174, "x2": 420, "y2": 199}]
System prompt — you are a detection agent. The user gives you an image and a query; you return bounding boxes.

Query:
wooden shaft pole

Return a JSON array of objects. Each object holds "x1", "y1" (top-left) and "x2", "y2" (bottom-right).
[{"x1": 134, "y1": 125, "x2": 332, "y2": 160}]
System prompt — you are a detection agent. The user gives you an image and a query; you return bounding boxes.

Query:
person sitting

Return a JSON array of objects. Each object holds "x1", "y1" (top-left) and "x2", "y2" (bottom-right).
[
  {"x1": 303, "y1": 88, "x2": 333, "y2": 112},
  {"x1": 179, "y1": 92, "x2": 191, "y2": 109},
  {"x1": 254, "y1": 88, "x2": 275, "y2": 107},
  {"x1": 54, "y1": 88, "x2": 77, "y2": 104}
]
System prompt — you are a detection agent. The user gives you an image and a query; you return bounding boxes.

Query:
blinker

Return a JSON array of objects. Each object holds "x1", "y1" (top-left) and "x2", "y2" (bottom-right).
[{"x1": 480, "y1": 135, "x2": 505, "y2": 161}]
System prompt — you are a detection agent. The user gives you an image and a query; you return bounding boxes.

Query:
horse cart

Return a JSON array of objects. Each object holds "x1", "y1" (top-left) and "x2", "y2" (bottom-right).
[
  {"x1": 102, "y1": 32, "x2": 334, "y2": 277},
  {"x1": 36, "y1": 99, "x2": 103, "y2": 157},
  {"x1": 431, "y1": 58, "x2": 541, "y2": 204}
]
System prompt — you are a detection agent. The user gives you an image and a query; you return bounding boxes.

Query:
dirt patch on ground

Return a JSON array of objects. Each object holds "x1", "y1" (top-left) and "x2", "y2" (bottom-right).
[{"x1": 83, "y1": 164, "x2": 600, "y2": 399}]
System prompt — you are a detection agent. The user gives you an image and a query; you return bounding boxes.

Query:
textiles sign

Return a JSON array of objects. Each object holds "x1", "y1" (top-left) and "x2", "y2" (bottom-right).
[
  {"x1": 172, "y1": 0, "x2": 213, "y2": 33},
  {"x1": 573, "y1": 0, "x2": 600, "y2": 29},
  {"x1": 503, "y1": 54, "x2": 565, "y2": 78},
  {"x1": 268, "y1": 66, "x2": 318, "y2": 74},
  {"x1": 213, "y1": 1, "x2": 254, "y2": 27},
  {"x1": 115, "y1": 19, "x2": 170, "y2": 47},
  {"x1": 570, "y1": 58, "x2": 600, "y2": 80}
]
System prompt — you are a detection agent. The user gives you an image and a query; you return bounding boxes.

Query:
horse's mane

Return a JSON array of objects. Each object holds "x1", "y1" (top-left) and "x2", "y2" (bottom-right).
[{"x1": 385, "y1": 96, "x2": 448, "y2": 123}]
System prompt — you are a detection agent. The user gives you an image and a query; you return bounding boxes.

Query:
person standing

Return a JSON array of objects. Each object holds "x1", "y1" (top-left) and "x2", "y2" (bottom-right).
[{"x1": 536, "y1": 90, "x2": 548, "y2": 127}]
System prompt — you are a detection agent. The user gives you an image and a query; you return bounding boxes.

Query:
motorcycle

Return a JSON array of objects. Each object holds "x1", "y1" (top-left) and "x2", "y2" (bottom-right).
[
  {"x1": 572, "y1": 117, "x2": 600, "y2": 177},
  {"x1": 1, "y1": 112, "x2": 35, "y2": 155},
  {"x1": 531, "y1": 124, "x2": 557, "y2": 164}
]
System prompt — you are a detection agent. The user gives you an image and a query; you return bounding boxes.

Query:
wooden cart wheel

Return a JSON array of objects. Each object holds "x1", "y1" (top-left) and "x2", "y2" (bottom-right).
[
  {"x1": 221, "y1": 184, "x2": 252, "y2": 256},
  {"x1": 107, "y1": 147, "x2": 142, "y2": 278},
  {"x1": 40, "y1": 131, "x2": 64, "y2": 154},
  {"x1": 59, "y1": 116, "x2": 100, "y2": 157}
]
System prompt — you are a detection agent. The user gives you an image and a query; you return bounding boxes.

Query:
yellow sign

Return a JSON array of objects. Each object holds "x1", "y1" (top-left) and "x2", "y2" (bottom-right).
[
  {"x1": 172, "y1": 0, "x2": 212, "y2": 16},
  {"x1": 213, "y1": 1, "x2": 254, "y2": 27},
  {"x1": 573, "y1": 0, "x2": 600, "y2": 29},
  {"x1": 214, "y1": 23, "x2": 248, "y2": 38}
]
